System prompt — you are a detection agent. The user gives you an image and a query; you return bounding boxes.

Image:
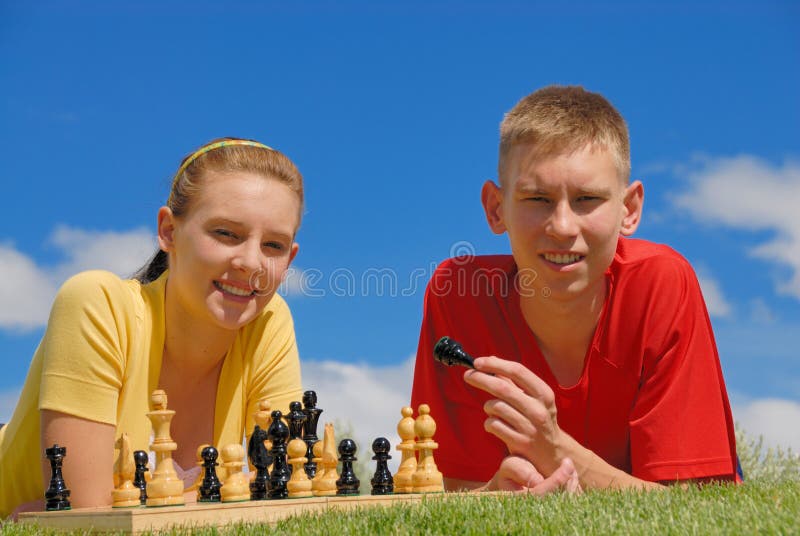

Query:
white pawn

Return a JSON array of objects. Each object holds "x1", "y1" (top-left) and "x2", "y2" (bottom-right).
[
  {"x1": 393, "y1": 406, "x2": 417, "y2": 493},
  {"x1": 287, "y1": 438, "x2": 313, "y2": 498},
  {"x1": 412, "y1": 404, "x2": 443, "y2": 493},
  {"x1": 220, "y1": 443, "x2": 250, "y2": 502}
]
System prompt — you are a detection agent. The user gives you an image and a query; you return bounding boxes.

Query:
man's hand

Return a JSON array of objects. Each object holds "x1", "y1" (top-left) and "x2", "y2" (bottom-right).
[
  {"x1": 485, "y1": 455, "x2": 581, "y2": 495},
  {"x1": 464, "y1": 356, "x2": 566, "y2": 477}
]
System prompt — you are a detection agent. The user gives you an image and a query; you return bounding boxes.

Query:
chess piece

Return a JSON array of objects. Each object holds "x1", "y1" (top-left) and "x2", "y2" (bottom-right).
[
  {"x1": 188, "y1": 443, "x2": 209, "y2": 492},
  {"x1": 412, "y1": 404, "x2": 444, "y2": 492},
  {"x1": 133, "y1": 450, "x2": 149, "y2": 505},
  {"x1": 111, "y1": 433, "x2": 141, "y2": 507},
  {"x1": 287, "y1": 401, "x2": 307, "y2": 441},
  {"x1": 198, "y1": 445, "x2": 222, "y2": 502},
  {"x1": 310, "y1": 439, "x2": 327, "y2": 495},
  {"x1": 286, "y1": 435, "x2": 313, "y2": 498},
  {"x1": 433, "y1": 336, "x2": 475, "y2": 369},
  {"x1": 268, "y1": 410, "x2": 291, "y2": 499},
  {"x1": 393, "y1": 406, "x2": 417, "y2": 493},
  {"x1": 220, "y1": 443, "x2": 250, "y2": 502},
  {"x1": 336, "y1": 439, "x2": 360, "y2": 495},
  {"x1": 314, "y1": 422, "x2": 338, "y2": 496},
  {"x1": 302, "y1": 390, "x2": 323, "y2": 478},
  {"x1": 44, "y1": 444, "x2": 71, "y2": 511},
  {"x1": 370, "y1": 437, "x2": 394, "y2": 495},
  {"x1": 248, "y1": 424, "x2": 270, "y2": 500},
  {"x1": 145, "y1": 389, "x2": 185, "y2": 506},
  {"x1": 253, "y1": 398, "x2": 273, "y2": 477}
]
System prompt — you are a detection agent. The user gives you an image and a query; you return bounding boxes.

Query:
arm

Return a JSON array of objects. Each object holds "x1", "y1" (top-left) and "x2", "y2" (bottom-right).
[
  {"x1": 464, "y1": 356, "x2": 662, "y2": 491},
  {"x1": 41, "y1": 410, "x2": 116, "y2": 508}
]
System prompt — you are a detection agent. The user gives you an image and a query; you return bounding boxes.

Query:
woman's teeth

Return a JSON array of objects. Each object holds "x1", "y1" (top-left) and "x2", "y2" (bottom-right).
[{"x1": 215, "y1": 281, "x2": 253, "y2": 296}]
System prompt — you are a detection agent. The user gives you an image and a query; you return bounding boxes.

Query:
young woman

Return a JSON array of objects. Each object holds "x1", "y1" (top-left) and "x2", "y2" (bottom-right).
[{"x1": 0, "y1": 138, "x2": 305, "y2": 518}]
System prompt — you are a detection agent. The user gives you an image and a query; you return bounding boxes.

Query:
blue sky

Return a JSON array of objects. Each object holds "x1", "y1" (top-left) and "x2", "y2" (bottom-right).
[{"x1": 1, "y1": 1, "x2": 798, "y2": 453}]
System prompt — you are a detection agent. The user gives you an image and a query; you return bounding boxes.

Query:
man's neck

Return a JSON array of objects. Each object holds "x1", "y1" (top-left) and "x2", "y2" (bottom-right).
[{"x1": 518, "y1": 280, "x2": 607, "y2": 385}]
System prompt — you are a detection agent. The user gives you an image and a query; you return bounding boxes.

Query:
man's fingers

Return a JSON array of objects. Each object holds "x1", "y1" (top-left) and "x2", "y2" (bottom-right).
[
  {"x1": 473, "y1": 356, "x2": 555, "y2": 407},
  {"x1": 529, "y1": 457, "x2": 581, "y2": 496}
]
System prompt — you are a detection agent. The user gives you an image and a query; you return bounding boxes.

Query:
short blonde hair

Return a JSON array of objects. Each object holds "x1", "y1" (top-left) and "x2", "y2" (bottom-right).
[{"x1": 498, "y1": 85, "x2": 630, "y2": 184}]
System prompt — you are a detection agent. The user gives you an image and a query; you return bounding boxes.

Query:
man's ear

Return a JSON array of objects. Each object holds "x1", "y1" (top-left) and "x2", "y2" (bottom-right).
[
  {"x1": 620, "y1": 180, "x2": 644, "y2": 236},
  {"x1": 481, "y1": 180, "x2": 506, "y2": 234},
  {"x1": 157, "y1": 206, "x2": 177, "y2": 252},
  {"x1": 288, "y1": 242, "x2": 300, "y2": 265}
]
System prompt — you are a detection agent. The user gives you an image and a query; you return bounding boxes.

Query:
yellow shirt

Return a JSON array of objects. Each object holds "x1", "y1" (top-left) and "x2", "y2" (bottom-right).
[{"x1": 0, "y1": 270, "x2": 303, "y2": 518}]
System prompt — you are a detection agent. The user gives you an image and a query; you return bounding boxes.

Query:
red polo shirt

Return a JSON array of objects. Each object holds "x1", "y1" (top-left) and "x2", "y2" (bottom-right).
[{"x1": 411, "y1": 238, "x2": 738, "y2": 483}]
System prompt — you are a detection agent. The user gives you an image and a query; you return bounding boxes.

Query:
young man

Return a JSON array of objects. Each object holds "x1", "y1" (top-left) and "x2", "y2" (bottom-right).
[{"x1": 410, "y1": 86, "x2": 739, "y2": 493}]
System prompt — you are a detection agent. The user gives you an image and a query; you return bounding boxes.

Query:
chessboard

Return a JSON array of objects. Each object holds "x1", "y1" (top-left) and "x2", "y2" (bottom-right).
[{"x1": 18, "y1": 491, "x2": 484, "y2": 533}]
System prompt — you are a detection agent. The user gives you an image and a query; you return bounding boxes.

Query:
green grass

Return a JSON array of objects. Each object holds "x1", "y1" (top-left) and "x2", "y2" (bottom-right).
[{"x1": 4, "y1": 428, "x2": 798, "y2": 535}]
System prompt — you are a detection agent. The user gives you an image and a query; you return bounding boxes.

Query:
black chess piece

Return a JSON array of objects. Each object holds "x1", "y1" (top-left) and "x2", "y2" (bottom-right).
[
  {"x1": 287, "y1": 401, "x2": 307, "y2": 441},
  {"x1": 267, "y1": 410, "x2": 291, "y2": 499},
  {"x1": 44, "y1": 444, "x2": 71, "y2": 511},
  {"x1": 132, "y1": 450, "x2": 149, "y2": 505},
  {"x1": 302, "y1": 390, "x2": 323, "y2": 478},
  {"x1": 198, "y1": 446, "x2": 222, "y2": 502},
  {"x1": 248, "y1": 424, "x2": 271, "y2": 500},
  {"x1": 336, "y1": 438, "x2": 360, "y2": 495},
  {"x1": 370, "y1": 437, "x2": 394, "y2": 495},
  {"x1": 433, "y1": 336, "x2": 475, "y2": 369}
]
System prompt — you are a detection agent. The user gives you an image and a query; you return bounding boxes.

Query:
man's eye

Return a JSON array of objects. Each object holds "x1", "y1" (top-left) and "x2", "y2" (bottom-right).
[
  {"x1": 263, "y1": 241, "x2": 284, "y2": 251},
  {"x1": 577, "y1": 196, "x2": 601, "y2": 202},
  {"x1": 525, "y1": 196, "x2": 549, "y2": 203},
  {"x1": 214, "y1": 229, "x2": 238, "y2": 239}
]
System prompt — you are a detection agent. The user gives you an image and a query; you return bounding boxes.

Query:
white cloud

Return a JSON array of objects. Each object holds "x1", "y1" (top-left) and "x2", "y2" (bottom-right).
[
  {"x1": 697, "y1": 274, "x2": 732, "y2": 318},
  {"x1": 733, "y1": 397, "x2": 800, "y2": 452},
  {"x1": 0, "y1": 226, "x2": 156, "y2": 331},
  {"x1": 673, "y1": 155, "x2": 800, "y2": 299},
  {"x1": 749, "y1": 297, "x2": 777, "y2": 324},
  {"x1": 300, "y1": 355, "x2": 415, "y2": 472}
]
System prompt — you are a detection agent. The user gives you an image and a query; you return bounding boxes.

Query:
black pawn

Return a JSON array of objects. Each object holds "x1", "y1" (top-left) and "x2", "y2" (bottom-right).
[
  {"x1": 267, "y1": 410, "x2": 290, "y2": 499},
  {"x1": 198, "y1": 446, "x2": 222, "y2": 502},
  {"x1": 248, "y1": 425, "x2": 271, "y2": 500},
  {"x1": 132, "y1": 450, "x2": 149, "y2": 505},
  {"x1": 336, "y1": 438, "x2": 360, "y2": 495},
  {"x1": 433, "y1": 336, "x2": 475, "y2": 369},
  {"x1": 44, "y1": 444, "x2": 71, "y2": 511},
  {"x1": 302, "y1": 390, "x2": 323, "y2": 478},
  {"x1": 287, "y1": 401, "x2": 307, "y2": 442},
  {"x1": 370, "y1": 437, "x2": 394, "y2": 495}
]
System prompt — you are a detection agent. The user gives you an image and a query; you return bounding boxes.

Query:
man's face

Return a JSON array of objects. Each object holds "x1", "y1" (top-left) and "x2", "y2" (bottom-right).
[{"x1": 484, "y1": 143, "x2": 641, "y2": 302}]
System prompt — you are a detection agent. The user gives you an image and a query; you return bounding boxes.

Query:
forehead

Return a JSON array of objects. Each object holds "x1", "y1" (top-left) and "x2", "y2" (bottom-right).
[
  {"x1": 189, "y1": 171, "x2": 301, "y2": 228},
  {"x1": 504, "y1": 143, "x2": 625, "y2": 190}
]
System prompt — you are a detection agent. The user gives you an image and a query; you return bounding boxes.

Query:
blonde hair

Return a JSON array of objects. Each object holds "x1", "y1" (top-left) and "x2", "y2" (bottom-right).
[
  {"x1": 498, "y1": 85, "x2": 630, "y2": 184},
  {"x1": 134, "y1": 137, "x2": 304, "y2": 282}
]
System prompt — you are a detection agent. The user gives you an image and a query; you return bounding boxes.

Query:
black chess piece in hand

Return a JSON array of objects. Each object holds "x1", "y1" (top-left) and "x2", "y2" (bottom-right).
[
  {"x1": 44, "y1": 444, "x2": 71, "y2": 511},
  {"x1": 370, "y1": 437, "x2": 394, "y2": 495},
  {"x1": 336, "y1": 438, "x2": 360, "y2": 495},
  {"x1": 433, "y1": 336, "x2": 475, "y2": 369},
  {"x1": 133, "y1": 450, "x2": 149, "y2": 505},
  {"x1": 199, "y1": 446, "x2": 222, "y2": 502}
]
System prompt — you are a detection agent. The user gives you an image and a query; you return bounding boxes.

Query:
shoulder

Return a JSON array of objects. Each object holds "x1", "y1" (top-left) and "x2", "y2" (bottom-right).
[
  {"x1": 53, "y1": 270, "x2": 139, "y2": 311},
  {"x1": 428, "y1": 255, "x2": 516, "y2": 294},
  {"x1": 612, "y1": 238, "x2": 698, "y2": 291}
]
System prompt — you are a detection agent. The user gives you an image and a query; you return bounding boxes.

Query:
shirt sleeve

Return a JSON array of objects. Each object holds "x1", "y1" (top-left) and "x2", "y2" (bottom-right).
[
  {"x1": 411, "y1": 261, "x2": 501, "y2": 482},
  {"x1": 38, "y1": 271, "x2": 134, "y2": 425},
  {"x1": 628, "y1": 258, "x2": 737, "y2": 482},
  {"x1": 243, "y1": 294, "x2": 304, "y2": 435}
]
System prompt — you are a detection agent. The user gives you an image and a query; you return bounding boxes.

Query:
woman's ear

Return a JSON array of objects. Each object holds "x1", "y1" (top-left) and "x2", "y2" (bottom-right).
[
  {"x1": 620, "y1": 180, "x2": 644, "y2": 236},
  {"x1": 157, "y1": 206, "x2": 176, "y2": 252},
  {"x1": 481, "y1": 180, "x2": 507, "y2": 234}
]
